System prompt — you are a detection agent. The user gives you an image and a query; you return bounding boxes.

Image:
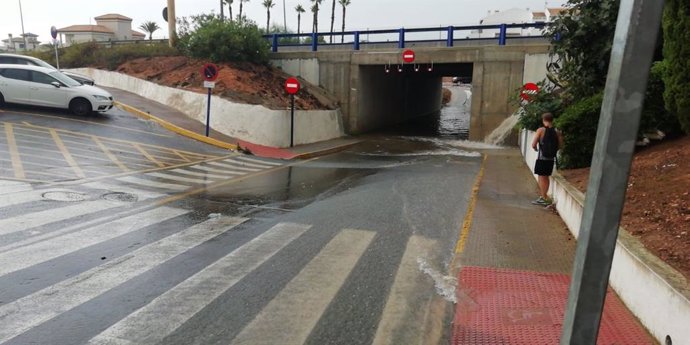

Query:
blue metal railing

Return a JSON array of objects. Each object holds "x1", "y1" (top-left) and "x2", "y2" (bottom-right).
[{"x1": 264, "y1": 23, "x2": 549, "y2": 52}]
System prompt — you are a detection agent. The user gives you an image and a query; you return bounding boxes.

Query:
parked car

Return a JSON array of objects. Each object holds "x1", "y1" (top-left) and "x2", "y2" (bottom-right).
[
  {"x1": 0, "y1": 53, "x2": 95, "y2": 86},
  {"x1": 0, "y1": 64, "x2": 113, "y2": 116}
]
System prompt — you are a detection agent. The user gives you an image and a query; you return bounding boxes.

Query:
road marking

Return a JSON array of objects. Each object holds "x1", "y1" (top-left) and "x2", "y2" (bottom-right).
[
  {"x1": 88, "y1": 222, "x2": 310, "y2": 345},
  {"x1": 4, "y1": 123, "x2": 26, "y2": 179},
  {"x1": 0, "y1": 200, "x2": 126, "y2": 237},
  {"x1": 49, "y1": 129, "x2": 86, "y2": 179},
  {"x1": 0, "y1": 215, "x2": 245, "y2": 344},
  {"x1": 170, "y1": 168, "x2": 230, "y2": 180},
  {"x1": 229, "y1": 229, "x2": 375, "y2": 345},
  {"x1": 207, "y1": 161, "x2": 261, "y2": 172},
  {"x1": 91, "y1": 136, "x2": 130, "y2": 172},
  {"x1": 221, "y1": 158, "x2": 274, "y2": 169},
  {"x1": 14, "y1": 112, "x2": 173, "y2": 137},
  {"x1": 117, "y1": 176, "x2": 188, "y2": 191},
  {"x1": 454, "y1": 154, "x2": 487, "y2": 255},
  {"x1": 172, "y1": 150, "x2": 192, "y2": 163},
  {"x1": 0, "y1": 180, "x2": 32, "y2": 195},
  {"x1": 372, "y1": 235, "x2": 438, "y2": 345},
  {"x1": 146, "y1": 172, "x2": 217, "y2": 185},
  {"x1": 0, "y1": 206, "x2": 187, "y2": 277},
  {"x1": 133, "y1": 143, "x2": 166, "y2": 168},
  {"x1": 194, "y1": 165, "x2": 246, "y2": 175},
  {"x1": 234, "y1": 156, "x2": 283, "y2": 166},
  {"x1": 81, "y1": 181, "x2": 165, "y2": 200}
]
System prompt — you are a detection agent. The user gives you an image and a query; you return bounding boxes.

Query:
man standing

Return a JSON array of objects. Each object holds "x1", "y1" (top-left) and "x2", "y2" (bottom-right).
[{"x1": 531, "y1": 112, "x2": 563, "y2": 206}]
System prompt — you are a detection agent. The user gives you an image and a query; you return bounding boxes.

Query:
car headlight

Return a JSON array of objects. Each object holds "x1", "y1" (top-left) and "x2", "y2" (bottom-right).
[{"x1": 93, "y1": 95, "x2": 110, "y2": 101}]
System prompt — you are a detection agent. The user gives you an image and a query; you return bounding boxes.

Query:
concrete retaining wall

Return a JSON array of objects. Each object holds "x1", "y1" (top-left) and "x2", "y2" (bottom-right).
[
  {"x1": 520, "y1": 129, "x2": 690, "y2": 344},
  {"x1": 69, "y1": 68, "x2": 344, "y2": 148}
]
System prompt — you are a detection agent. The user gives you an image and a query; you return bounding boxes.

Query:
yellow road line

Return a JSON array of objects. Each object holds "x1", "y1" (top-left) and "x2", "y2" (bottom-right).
[
  {"x1": 49, "y1": 129, "x2": 86, "y2": 179},
  {"x1": 92, "y1": 136, "x2": 130, "y2": 172},
  {"x1": 4, "y1": 123, "x2": 26, "y2": 179},
  {"x1": 133, "y1": 143, "x2": 166, "y2": 168},
  {"x1": 172, "y1": 150, "x2": 192, "y2": 163},
  {"x1": 15, "y1": 111, "x2": 172, "y2": 137},
  {"x1": 454, "y1": 154, "x2": 487, "y2": 254}
]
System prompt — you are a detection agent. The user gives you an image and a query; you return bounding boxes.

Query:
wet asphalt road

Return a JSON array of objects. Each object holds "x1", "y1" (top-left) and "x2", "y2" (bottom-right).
[{"x1": 0, "y1": 95, "x2": 483, "y2": 344}]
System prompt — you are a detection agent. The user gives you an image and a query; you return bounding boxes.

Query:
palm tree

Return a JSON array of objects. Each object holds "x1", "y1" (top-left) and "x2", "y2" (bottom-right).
[
  {"x1": 310, "y1": 0, "x2": 323, "y2": 34},
  {"x1": 139, "y1": 21, "x2": 161, "y2": 41},
  {"x1": 263, "y1": 0, "x2": 275, "y2": 33},
  {"x1": 224, "y1": 0, "x2": 234, "y2": 22},
  {"x1": 339, "y1": 0, "x2": 351, "y2": 43},
  {"x1": 295, "y1": 4, "x2": 306, "y2": 35},
  {"x1": 239, "y1": 0, "x2": 250, "y2": 22},
  {"x1": 329, "y1": 0, "x2": 336, "y2": 43},
  {"x1": 220, "y1": 0, "x2": 225, "y2": 20}
]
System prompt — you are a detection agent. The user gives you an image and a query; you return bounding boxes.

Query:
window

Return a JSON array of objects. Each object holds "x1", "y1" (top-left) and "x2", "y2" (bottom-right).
[
  {"x1": 0, "y1": 56, "x2": 17, "y2": 64},
  {"x1": 0, "y1": 68, "x2": 31, "y2": 81},
  {"x1": 31, "y1": 71, "x2": 58, "y2": 85}
]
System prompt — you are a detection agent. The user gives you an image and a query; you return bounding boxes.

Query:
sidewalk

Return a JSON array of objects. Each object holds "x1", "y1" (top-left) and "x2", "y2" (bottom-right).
[
  {"x1": 452, "y1": 149, "x2": 654, "y2": 344},
  {"x1": 106, "y1": 87, "x2": 360, "y2": 159}
]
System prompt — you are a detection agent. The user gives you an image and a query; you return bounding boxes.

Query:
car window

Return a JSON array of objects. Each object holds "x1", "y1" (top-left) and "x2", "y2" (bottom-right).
[
  {"x1": 31, "y1": 71, "x2": 59, "y2": 85},
  {"x1": 0, "y1": 56, "x2": 17, "y2": 64},
  {"x1": 0, "y1": 68, "x2": 31, "y2": 81},
  {"x1": 49, "y1": 71, "x2": 81, "y2": 87}
]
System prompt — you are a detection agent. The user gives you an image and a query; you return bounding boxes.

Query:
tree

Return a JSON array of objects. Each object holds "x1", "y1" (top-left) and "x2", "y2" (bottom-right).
[
  {"x1": 139, "y1": 21, "x2": 161, "y2": 41},
  {"x1": 339, "y1": 0, "x2": 351, "y2": 43},
  {"x1": 310, "y1": 0, "x2": 323, "y2": 34},
  {"x1": 263, "y1": 0, "x2": 276, "y2": 33},
  {"x1": 662, "y1": 0, "x2": 690, "y2": 133},
  {"x1": 329, "y1": 0, "x2": 336, "y2": 43},
  {"x1": 239, "y1": 0, "x2": 250, "y2": 21},
  {"x1": 295, "y1": 4, "x2": 306, "y2": 35},
  {"x1": 545, "y1": 0, "x2": 620, "y2": 100},
  {"x1": 224, "y1": 0, "x2": 234, "y2": 22},
  {"x1": 220, "y1": 0, "x2": 225, "y2": 20}
]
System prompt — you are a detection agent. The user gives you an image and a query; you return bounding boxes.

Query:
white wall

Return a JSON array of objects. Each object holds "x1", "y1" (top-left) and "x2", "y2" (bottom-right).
[
  {"x1": 520, "y1": 129, "x2": 690, "y2": 345},
  {"x1": 271, "y1": 58, "x2": 320, "y2": 86},
  {"x1": 69, "y1": 68, "x2": 344, "y2": 148}
]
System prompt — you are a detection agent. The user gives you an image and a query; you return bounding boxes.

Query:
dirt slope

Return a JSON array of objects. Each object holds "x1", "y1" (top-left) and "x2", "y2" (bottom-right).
[
  {"x1": 114, "y1": 56, "x2": 332, "y2": 110},
  {"x1": 561, "y1": 135, "x2": 690, "y2": 278}
]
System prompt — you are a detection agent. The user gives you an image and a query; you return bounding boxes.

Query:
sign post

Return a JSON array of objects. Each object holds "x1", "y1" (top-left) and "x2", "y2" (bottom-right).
[
  {"x1": 200, "y1": 63, "x2": 219, "y2": 137},
  {"x1": 285, "y1": 77, "x2": 300, "y2": 147},
  {"x1": 50, "y1": 26, "x2": 59, "y2": 69}
]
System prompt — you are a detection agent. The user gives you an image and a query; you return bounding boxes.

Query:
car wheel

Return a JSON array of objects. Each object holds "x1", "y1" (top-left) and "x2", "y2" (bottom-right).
[{"x1": 69, "y1": 98, "x2": 92, "y2": 116}]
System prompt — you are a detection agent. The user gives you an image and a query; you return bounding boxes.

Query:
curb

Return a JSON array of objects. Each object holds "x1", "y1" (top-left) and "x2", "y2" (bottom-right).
[
  {"x1": 113, "y1": 101, "x2": 238, "y2": 151},
  {"x1": 291, "y1": 141, "x2": 362, "y2": 159}
]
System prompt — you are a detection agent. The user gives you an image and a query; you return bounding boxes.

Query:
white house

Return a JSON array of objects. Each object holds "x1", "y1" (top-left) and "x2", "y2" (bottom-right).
[
  {"x1": 58, "y1": 14, "x2": 145, "y2": 46},
  {"x1": 470, "y1": 7, "x2": 566, "y2": 39},
  {"x1": 2, "y1": 33, "x2": 41, "y2": 52}
]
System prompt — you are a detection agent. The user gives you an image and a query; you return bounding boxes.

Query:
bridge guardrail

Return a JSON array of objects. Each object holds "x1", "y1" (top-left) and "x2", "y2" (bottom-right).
[{"x1": 264, "y1": 23, "x2": 551, "y2": 52}]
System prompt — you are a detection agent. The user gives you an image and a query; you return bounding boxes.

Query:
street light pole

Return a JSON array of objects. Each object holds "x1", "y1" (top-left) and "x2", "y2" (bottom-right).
[
  {"x1": 18, "y1": 0, "x2": 28, "y2": 51},
  {"x1": 167, "y1": 0, "x2": 177, "y2": 47},
  {"x1": 283, "y1": 0, "x2": 287, "y2": 32}
]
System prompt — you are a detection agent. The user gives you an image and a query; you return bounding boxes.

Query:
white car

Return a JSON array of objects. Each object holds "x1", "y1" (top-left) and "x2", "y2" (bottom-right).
[{"x1": 0, "y1": 64, "x2": 113, "y2": 116}]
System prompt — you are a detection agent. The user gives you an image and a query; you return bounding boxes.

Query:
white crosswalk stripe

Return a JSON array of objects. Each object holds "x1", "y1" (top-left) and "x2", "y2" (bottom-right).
[
  {"x1": 0, "y1": 188, "x2": 78, "y2": 209},
  {"x1": 193, "y1": 164, "x2": 247, "y2": 175},
  {"x1": 116, "y1": 176, "x2": 188, "y2": 191},
  {"x1": 234, "y1": 156, "x2": 283, "y2": 166},
  {"x1": 229, "y1": 229, "x2": 375, "y2": 345},
  {"x1": 81, "y1": 182, "x2": 164, "y2": 201},
  {"x1": 207, "y1": 161, "x2": 262, "y2": 172},
  {"x1": 0, "y1": 215, "x2": 246, "y2": 344},
  {"x1": 171, "y1": 168, "x2": 239, "y2": 180},
  {"x1": 88, "y1": 222, "x2": 310, "y2": 345},
  {"x1": 221, "y1": 158, "x2": 275, "y2": 169},
  {"x1": 0, "y1": 206, "x2": 188, "y2": 276},
  {"x1": 0, "y1": 180, "x2": 33, "y2": 195},
  {"x1": 146, "y1": 172, "x2": 216, "y2": 185}
]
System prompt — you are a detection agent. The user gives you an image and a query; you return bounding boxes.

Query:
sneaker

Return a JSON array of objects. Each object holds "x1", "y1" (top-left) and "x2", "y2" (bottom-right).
[{"x1": 531, "y1": 197, "x2": 552, "y2": 206}]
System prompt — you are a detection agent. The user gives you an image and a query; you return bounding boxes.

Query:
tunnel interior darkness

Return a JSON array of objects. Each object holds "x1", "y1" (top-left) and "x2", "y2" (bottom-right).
[{"x1": 354, "y1": 63, "x2": 474, "y2": 138}]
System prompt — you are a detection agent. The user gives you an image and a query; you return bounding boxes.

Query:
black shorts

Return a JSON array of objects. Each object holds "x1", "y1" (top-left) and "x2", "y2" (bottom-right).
[{"x1": 535, "y1": 159, "x2": 555, "y2": 176}]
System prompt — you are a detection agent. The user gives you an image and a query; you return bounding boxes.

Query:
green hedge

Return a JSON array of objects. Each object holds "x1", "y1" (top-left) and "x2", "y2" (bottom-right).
[
  {"x1": 514, "y1": 81, "x2": 564, "y2": 131},
  {"x1": 555, "y1": 93, "x2": 604, "y2": 169},
  {"x1": 30, "y1": 42, "x2": 179, "y2": 70},
  {"x1": 662, "y1": 0, "x2": 690, "y2": 133},
  {"x1": 641, "y1": 61, "x2": 681, "y2": 135}
]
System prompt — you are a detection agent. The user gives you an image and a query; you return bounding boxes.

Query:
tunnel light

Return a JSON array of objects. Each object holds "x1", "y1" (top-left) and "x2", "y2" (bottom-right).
[
  {"x1": 397, "y1": 65, "x2": 403, "y2": 73},
  {"x1": 414, "y1": 64, "x2": 420, "y2": 72},
  {"x1": 428, "y1": 61, "x2": 434, "y2": 72},
  {"x1": 385, "y1": 63, "x2": 391, "y2": 73}
]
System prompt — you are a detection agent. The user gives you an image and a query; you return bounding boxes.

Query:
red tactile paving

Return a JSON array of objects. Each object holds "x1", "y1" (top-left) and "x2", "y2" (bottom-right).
[{"x1": 452, "y1": 266, "x2": 654, "y2": 345}]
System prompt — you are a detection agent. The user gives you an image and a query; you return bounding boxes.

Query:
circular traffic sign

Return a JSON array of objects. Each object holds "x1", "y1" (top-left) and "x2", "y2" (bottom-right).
[
  {"x1": 201, "y1": 63, "x2": 219, "y2": 82},
  {"x1": 50, "y1": 26, "x2": 58, "y2": 40},
  {"x1": 520, "y1": 82, "x2": 539, "y2": 101},
  {"x1": 402, "y1": 49, "x2": 415, "y2": 63},
  {"x1": 285, "y1": 77, "x2": 300, "y2": 95}
]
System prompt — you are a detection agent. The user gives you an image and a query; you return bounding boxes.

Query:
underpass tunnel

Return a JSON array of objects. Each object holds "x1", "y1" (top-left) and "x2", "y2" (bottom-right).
[{"x1": 352, "y1": 63, "x2": 473, "y2": 138}]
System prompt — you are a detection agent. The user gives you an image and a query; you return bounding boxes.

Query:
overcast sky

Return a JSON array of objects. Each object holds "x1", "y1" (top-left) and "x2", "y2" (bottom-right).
[{"x1": 1, "y1": 0, "x2": 566, "y2": 44}]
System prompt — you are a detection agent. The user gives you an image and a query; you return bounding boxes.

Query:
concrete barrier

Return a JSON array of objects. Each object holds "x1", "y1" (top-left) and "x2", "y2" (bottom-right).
[
  {"x1": 68, "y1": 68, "x2": 344, "y2": 148},
  {"x1": 520, "y1": 129, "x2": 690, "y2": 344}
]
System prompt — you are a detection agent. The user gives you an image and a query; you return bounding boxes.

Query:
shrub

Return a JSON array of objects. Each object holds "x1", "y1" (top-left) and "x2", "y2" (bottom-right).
[
  {"x1": 513, "y1": 81, "x2": 564, "y2": 131},
  {"x1": 28, "y1": 42, "x2": 179, "y2": 70},
  {"x1": 177, "y1": 14, "x2": 270, "y2": 64},
  {"x1": 641, "y1": 61, "x2": 681, "y2": 135},
  {"x1": 662, "y1": 0, "x2": 690, "y2": 133},
  {"x1": 555, "y1": 93, "x2": 604, "y2": 169}
]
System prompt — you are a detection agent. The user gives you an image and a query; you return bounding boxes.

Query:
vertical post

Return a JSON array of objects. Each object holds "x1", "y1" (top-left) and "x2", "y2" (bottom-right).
[
  {"x1": 354, "y1": 31, "x2": 360, "y2": 50},
  {"x1": 54, "y1": 42, "x2": 60, "y2": 69},
  {"x1": 205, "y1": 88, "x2": 212, "y2": 137},
  {"x1": 447, "y1": 26, "x2": 454, "y2": 47},
  {"x1": 18, "y1": 0, "x2": 28, "y2": 51},
  {"x1": 290, "y1": 94, "x2": 295, "y2": 147},
  {"x1": 398, "y1": 28, "x2": 405, "y2": 49},
  {"x1": 167, "y1": 0, "x2": 177, "y2": 47},
  {"x1": 559, "y1": 0, "x2": 665, "y2": 344},
  {"x1": 272, "y1": 34, "x2": 279, "y2": 52},
  {"x1": 498, "y1": 24, "x2": 507, "y2": 46},
  {"x1": 311, "y1": 32, "x2": 318, "y2": 51}
]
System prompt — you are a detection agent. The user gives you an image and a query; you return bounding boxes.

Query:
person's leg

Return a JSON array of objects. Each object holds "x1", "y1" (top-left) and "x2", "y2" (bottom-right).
[{"x1": 538, "y1": 175, "x2": 549, "y2": 200}]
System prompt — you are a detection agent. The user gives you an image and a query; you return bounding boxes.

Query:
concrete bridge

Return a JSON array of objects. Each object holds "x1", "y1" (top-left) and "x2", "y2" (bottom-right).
[{"x1": 268, "y1": 26, "x2": 551, "y2": 141}]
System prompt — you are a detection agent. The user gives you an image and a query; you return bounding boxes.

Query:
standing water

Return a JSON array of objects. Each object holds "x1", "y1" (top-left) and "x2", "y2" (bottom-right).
[
  {"x1": 438, "y1": 85, "x2": 472, "y2": 139},
  {"x1": 483, "y1": 111, "x2": 520, "y2": 146}
]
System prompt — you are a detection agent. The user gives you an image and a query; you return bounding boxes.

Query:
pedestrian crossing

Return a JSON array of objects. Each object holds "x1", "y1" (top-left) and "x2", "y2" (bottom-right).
[{"x1": 0, "y1": 198, "x2": 446, "y2": 345}]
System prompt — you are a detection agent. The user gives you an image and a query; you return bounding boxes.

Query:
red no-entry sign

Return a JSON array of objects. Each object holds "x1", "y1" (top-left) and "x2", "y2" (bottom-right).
[
  {"x1": 285, "y1": 77, "x2": 300, "y2": 95},
  {"x1": 201, "y1": 63, "x2": 219, "y2": 82},
  {"x1": 402, "y1": 49, "x2": 416, "y2": 63},
  {"x1": 520, "y1": 82, "x2": 539, "y2": 101}
]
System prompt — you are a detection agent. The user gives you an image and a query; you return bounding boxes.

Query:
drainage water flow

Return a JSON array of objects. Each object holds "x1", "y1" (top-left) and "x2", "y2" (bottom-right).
[
  {"x1": 483, "y1": 111, "x2": 520, "y2": 146},
  {"x1": 437, "y1": 85, "x2": 472, "y2": 139}
]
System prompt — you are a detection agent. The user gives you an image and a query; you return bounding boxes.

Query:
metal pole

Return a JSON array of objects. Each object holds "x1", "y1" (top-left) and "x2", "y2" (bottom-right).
[
  {"x1": 560, "y1": 0, "x2": 665, "y2": 343},
  {"x1": 205, "y1": 88, "x2": 212, "y2": 137},
  {"x1": 167, "y1": 0, "x2": 177, "y2": 47},
  {"x1": 18, "y1": 0, "x2": 28, "y2": 51},
  {"x1": 290, "y1": 94, "x2": 295, "y2": 147},
  {"x1": 283, "y1": 0, "x2": 287, "y2": 32},
  {"x1": 54, "y1": 42, "x2": 60, "y2": 69}
]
